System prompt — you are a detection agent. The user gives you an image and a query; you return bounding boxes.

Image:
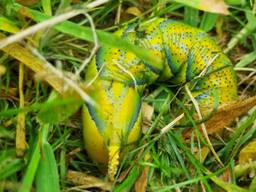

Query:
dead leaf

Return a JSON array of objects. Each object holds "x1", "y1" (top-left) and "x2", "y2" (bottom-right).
[
  {"x1": 135, "y1": 166, "x2": 149, "y2": 192},
  {"x1": 219, "y1": 169, "x2": 231, "y2": 183},
  {"x1": 142, "y1": 102, "x2": 154, "y2": 133},
  {"x1": 183, "y1": 96, "x2": 256, "y2": 138},
  {"x1": 142, "y1": 102, "x2": 154, "y2": 122},
  {"x1": 118, "y1": 148, "x2": 146, "y2": 182},
  {"x1": 200, "y1": 0, "x2": 229, "y2": 15},
  {"x1": 174, "y1": 0, "x2": 229, "y2": 15},
  {"x1": 66, "y1": 170, "x2": 112, "y2": 191},
  {"x1": 134, "y1": 153, "x2": 151, "y2": 192},
  {"x1": 118, "y1": 166, "x2": 133, "y2": 182}
]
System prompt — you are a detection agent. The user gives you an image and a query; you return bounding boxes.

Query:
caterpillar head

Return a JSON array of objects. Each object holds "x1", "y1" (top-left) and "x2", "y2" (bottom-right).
[{"x1": 82, "y1": 79, "x2": 142, "y2": 180}]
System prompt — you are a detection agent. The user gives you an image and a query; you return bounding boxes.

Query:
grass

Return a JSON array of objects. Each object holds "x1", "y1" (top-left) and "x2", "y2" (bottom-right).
[{"x1": 0, "y1": 0, "x2": 256, "y2": 191}]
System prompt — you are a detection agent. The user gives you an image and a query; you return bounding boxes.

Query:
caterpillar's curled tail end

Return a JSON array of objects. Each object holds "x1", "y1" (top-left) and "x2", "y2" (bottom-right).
[{"x1": 108, "y1": 145, "x2": 120, "y2": 181}]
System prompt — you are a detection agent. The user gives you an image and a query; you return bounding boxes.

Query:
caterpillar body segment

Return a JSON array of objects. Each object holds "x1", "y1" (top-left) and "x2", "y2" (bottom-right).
[
  {"x1": 82, "y1": 75, "x2": 142, "y2": 177},
  {"x1": 82, "y1": 18, "x2": 238, "y2": 179}
]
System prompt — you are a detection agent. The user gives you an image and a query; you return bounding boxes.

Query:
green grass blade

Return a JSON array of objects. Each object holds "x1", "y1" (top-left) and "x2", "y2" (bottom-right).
[
  {"x1": 210, "y1": 109, "x2": 256, "y2": 163},
  {"x1": 225, "y1": 11, "x2": 256, "y2": 53},
  {"x1": 225, "y1": 0, "x2": 246, "y2": 5},
  {"x1": 36, "y1": 142, "x2": 60, "y2": 192},
  {"x1": 167, "y1": 133, "x2": 191, "y2": 179},
  {"x1": 207, "y1": 172, "x2": 248, "y2": 192},
  {"x1": 41, "y1": 0, "x2": 52, "y2": 16},
  {"x1": 235, "y1": 50, "x2": 256, "y2": 67},
  {"x1": 19, "y1": 141, "x2": 41, "y2": 192},
  {"x1": 0, "y1": 16, "x2": 19, "y2": 33},
  {"x1": 0, "y1": 126, "x2": 14, "y2": 139},
  {"x1": 12, "y1": 3, "x2": 162, "y2": 70},
  {"x1": 0, "y1": 149, "x2": 24, "y2": 180},
  {"x1": 113, "y1": 166, "x2": 141, "y2": 192},
  {"x1": 153, "y1": 173, "x2": 212, "y2": 192},
  {"x1": 0, "y1": 159, "x2": 23, "y2": 180},
  {"x1": 184, "y1": 7, "x2": 199, "y2": 27},
  {"x1": 200, "y1": 12, "x2": 219, "y2": 32},
  {"x1": 249, "y1": 175, "x2": 256, "y2": 191}
]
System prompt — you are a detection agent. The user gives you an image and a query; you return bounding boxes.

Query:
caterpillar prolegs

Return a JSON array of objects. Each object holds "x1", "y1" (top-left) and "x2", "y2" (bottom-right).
[{"x1": 82, "y1": 18, "x2": 238, "y2": 179}]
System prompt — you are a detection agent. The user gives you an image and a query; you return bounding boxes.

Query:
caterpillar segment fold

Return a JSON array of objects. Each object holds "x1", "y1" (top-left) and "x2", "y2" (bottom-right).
[{"x1": 82, "y1": 18, "x2": 238, "y2": 180}]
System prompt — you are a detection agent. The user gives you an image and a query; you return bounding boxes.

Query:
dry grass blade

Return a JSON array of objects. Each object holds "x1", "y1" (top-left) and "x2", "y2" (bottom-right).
[
  {"x1": 134, "y1": 166, "x2": 149, "y2": 192},
  {"x1": 0, "y1": 181, "x2": 22, "y2": 191},
  {"x1": 0, "y1": 0, "x2": 110, "y2": 49},
  {"x1": 185, "y1": 85, "x2": 224, "y2": 166},
  {"x1": 183, "y1": 96, "x2": 256, "y2": 138},
  {"x1": 85, "y1": 0, "x2": 110, "y2": 9},
  {"x1": 0, "y1": 10, "x2": 84, "y2": 49},
  {"x1": 0, "y1": 33, "x2": 64, "y2": 93},
  {"x1": 16, "y1": 63, "x2": 28, "y2": 157},
  {"x1": 160, "y1": 113, "x2": 185, "y2": 134},
  {"x1": 0, "y1": 33, "x2": 95, "y2": 105}
]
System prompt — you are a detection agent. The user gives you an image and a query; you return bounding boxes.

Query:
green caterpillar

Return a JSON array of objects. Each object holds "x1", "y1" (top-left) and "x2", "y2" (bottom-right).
[{"x1": 82, "y1": 18, "x2": 238, "y2": 180}]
